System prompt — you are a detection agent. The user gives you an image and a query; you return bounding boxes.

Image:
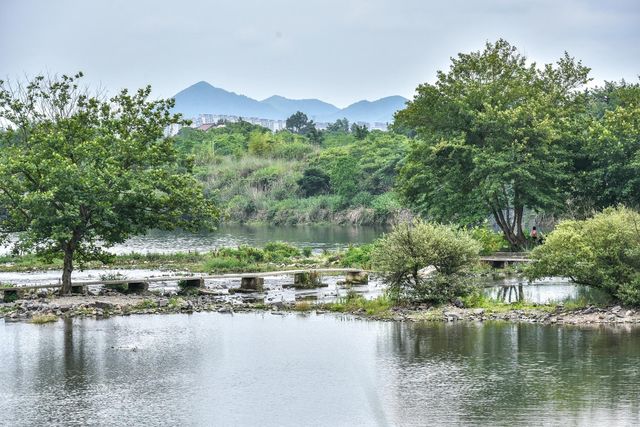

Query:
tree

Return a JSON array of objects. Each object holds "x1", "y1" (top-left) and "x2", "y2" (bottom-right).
[
  {"x1": 372, "y1": 219, "x2": 479, "y2": 303},
  {"x1": 350, "y1": 123, "x2": 369, "y2": 140},
  {"x1": 286, "y1": 111, "x2": 313, "y2": 134},
  {"x1": 297, "y1": 167, "x2": 331, "y2": 197},
  {"x1": 326, "y1": 118, "x2": 349, "y2": 133},
  {"x1": 527, "y1": 207, "x2": 640, "y2": 305},
  {"x1": 570, "y1": 81, "x2": 640, "y2": 213},
  {"x1": 0, "y1": 73, "x2": 218, "y2": 293},
  {"x1": 395, "y1": 39, "x2": 590, "y2": 248}
]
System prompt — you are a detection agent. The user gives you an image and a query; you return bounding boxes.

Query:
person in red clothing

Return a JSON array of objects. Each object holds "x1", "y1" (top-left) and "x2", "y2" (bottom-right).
[{"x1": 531, "y1": 226, "x2": 540, "y2": 244}]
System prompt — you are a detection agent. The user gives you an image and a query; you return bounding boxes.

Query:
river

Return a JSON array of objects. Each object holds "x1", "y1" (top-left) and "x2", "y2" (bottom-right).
[
  {"x1": 1, "y1": 313, "x2": 639, "y2": 426},
  {"x1": 0, "y1": 225, "x2": 387, "y2": 256}
]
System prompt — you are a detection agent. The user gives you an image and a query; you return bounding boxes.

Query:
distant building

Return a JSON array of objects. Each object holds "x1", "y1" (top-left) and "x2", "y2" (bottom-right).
[{"x1": 187, "y1": 113, "x2": 387, "y2": 133}]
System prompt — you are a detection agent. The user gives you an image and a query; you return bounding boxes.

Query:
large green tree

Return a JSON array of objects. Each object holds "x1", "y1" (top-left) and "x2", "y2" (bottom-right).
[
  {"x1": 570, "y1": 81, "x2": 640, "y2": 213},
  {"x1": 395, "y1": 39, "x2": 590, "y2": 248},
  {"x1": 0, "y1": 73, "x2": 218, "y2": 293}
]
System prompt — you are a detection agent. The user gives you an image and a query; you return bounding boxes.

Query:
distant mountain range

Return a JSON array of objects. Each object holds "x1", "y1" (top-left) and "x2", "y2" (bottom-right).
[{"x1": 172, "y1": 81, "x2": 408, "y2": 124}]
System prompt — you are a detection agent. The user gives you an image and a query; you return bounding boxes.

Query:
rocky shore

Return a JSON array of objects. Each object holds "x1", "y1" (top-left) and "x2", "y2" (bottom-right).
[{"x1": 1, "y1": 291, "x2": 639, "y2": 326}]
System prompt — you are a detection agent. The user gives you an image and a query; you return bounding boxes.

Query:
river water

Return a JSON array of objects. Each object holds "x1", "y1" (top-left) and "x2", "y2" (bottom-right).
[
  {"x1": 1, "y1": 313, "x2": 639, "y2": 426},
  {"x1": 0, "y1": 225, "x2": 386, "y2": 256}
]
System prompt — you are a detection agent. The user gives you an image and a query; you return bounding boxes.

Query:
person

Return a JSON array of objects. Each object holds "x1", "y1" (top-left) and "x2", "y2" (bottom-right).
[{"x1": 531, "y1": 226, "x2": 538, "y2": 243}]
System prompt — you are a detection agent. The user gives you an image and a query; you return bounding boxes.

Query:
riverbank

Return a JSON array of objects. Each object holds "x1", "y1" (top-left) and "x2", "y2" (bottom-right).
[{"x1": 1, "y1": 293, "x2": 638, "y2": 326}]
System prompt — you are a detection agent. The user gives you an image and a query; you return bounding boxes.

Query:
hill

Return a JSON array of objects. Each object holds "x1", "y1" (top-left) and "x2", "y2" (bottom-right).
[{"x1": 172, "y1": 81, "x2": 407, "y2": 124}]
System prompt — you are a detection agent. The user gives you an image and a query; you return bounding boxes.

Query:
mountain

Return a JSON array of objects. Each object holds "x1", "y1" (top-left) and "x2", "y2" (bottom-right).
[
  {"x1": 172, "y1": 81, "x2": 408, "y2": 124},
  {"x1": 173, "y1": 81, "x2": 281, "y2": 119},
  {"x1": 320, "y1": 96, "x2": 408, "y2": 123},
  {"x1": 261, "y1": 95, "x2": 340, "y2": 119}
]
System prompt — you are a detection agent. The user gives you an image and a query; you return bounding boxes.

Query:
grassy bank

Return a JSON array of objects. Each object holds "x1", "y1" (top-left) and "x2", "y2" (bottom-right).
[
  {"x1": 0, "y1": 242, "x2": 373, "y2": 274},
  {"x1": 175, "y1": 123, "x2": 409, "y2": 226}
]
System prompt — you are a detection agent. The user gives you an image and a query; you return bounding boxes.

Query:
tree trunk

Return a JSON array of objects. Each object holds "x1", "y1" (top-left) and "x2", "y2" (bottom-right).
[
  {"x1": 491, "y1": 205, "x2": 527, "y2": 250},
  {"x1": 61, "y1": 246, "x2": 74, "y2": 295}
]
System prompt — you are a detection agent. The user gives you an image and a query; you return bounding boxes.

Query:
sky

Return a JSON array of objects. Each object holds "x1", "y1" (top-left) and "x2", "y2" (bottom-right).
[{"x1": 1, "y1": 0, "x2": 639, "y2": 107}]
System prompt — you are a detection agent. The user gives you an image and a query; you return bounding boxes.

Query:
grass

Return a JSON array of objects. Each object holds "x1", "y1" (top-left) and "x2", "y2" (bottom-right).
[
  {"x1": 293, "y1": 301, "x2": 314, "y2": 311},
  {"x1": 30, "y1": 314, "x2": 58, "y2": 324},
  {"x1": 322, "y1": 292, "x2": 392, "y2": 317},
  {"x1": 168, "y1": 297, "x2": 186, "y2": 309},
  {"x1": 133, "y1": 299, "x2": 158, "y2": 310},
  {"x1": 0, "y1": 243, "x2": 339, "y2": 274}
]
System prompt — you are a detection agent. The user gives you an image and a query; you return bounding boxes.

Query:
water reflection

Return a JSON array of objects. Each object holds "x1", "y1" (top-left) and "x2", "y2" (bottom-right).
[
  {"x1": 1, "y1": 314, "x2": 639, "y2": 426},
  {"x1": 381, "y1": 321, "x2": 640, "y2": 425}
]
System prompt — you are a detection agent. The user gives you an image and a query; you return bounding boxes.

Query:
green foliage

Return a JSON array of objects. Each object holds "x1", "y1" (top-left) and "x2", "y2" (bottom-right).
[
  {"x1": 325, "y1": 293, "x2": 392, "y2": 316},
  {"x1": 133, "y1": 299, "x2": 158, "y2": 310},
  {"x1": 372, "y1": 220, "x2": 480, "y2": 303},
  {"x1": 527, "y1": 207, "x2": 640, "y2": 306},
  {"x1": 395, "y1": 39, "x2": 591, "y2": 248},
  {"x1": 339, "y1": 244, "x2": 373, "y2": 268},
  {"x1": 470, "y1": 224, "x2": 509, "y2": 255},
  {"x1": 30, "y1": 314, "x2": 58, "y2": 324},
  {"x1": 297, "y1": 167, "x2": 331, "y2": 197},
  {"x1": 350, "y1": 123, "x2": 369, "y2": 140},
  {"x1": 326, "y1": 118, "x2": 350, "y2": 134},
  {"x1": 0, "y1": 73, "x2": 218, "y2": 293},
  {"x1": 263, "y1": 241, "x2": 301, "y2": 261},
  {"x1": 571, "y1": 81, "x2": 640, "y2": 214},
  {"x1": 285, "y1": 111, "x2": 318, "y2": 137},
  {"x1": 168, "y1": 297, "x2": 186, "y2": 309}
]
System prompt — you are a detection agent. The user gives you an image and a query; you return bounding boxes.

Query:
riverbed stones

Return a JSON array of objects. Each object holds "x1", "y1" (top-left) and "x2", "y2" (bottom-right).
[{"x1": 345, "y1": 271, "x2": 369, "y2": 285}]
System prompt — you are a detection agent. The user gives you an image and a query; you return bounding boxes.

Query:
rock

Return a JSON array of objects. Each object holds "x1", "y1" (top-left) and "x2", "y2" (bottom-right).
[
  {"x1": 625, "y1": 310, "x2": 634, "y2": 317},
  {"x1": 157, "y1": 299, "x2": 169, "y2": 308},
  {"x1": 443, "y1": 311, "x2": 460, "y2": 321},
  {"x1": 93, "y1": 301, "x2": 116, "y2": 310},
  {"x1": 611, "y1": 305, "x2": 622, "y2": 313},
  {"x1": 217, "y1": 306, "x2": 233, "y2": 314},
  {"x1": 472, "y1": 308, "x2": 485, "y2": 315}
]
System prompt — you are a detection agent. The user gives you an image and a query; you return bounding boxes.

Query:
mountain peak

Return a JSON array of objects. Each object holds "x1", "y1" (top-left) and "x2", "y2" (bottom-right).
[{"x1": 172, "y1": 83, "x2": 407, "y2": 123}]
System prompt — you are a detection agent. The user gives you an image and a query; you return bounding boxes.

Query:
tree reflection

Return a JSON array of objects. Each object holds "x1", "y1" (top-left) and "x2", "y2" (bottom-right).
[{"x1": 379, "y1": 322, "x2": 640, "y2": 424}]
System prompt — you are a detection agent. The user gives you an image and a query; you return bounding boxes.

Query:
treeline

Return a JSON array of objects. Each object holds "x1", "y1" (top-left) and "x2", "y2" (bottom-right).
[
  {"x1": 174, "y1": 118, "x2": 409, "y2": 225},
  {"x1": 177, "y1": 38, "x2": 639, "y2": 243},
  {"x1": 394, "y1": 39, "x2": 640, "y2": 248}
]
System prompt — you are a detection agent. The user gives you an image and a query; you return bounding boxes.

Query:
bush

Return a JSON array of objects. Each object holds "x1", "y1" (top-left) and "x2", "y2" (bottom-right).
[
  {"x1": 372, "y1": 220, "x2": 480, "y2": 304},
  {"x1": 470, "y1": 224, "x2": 509, "y2": 255},
  {"x1": 527, "y1": 206, "x2": 640, "y2": 306},
  {"x1": 263, "y1": 241, "x2": 301, "y2": 261},
  {"x1": 340, "y1": 244, "x2": 373, "y2": 268},
  {"x1": 298, "y1": 167, "x2": 331, "y2": 197}
]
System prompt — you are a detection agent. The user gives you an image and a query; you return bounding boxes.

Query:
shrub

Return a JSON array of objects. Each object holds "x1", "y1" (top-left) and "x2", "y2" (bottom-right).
[
  {"x1": 340, "y1": 244, "x2": 373, "y2": 268},
  {"x1": 470, "y1": 224, "x2": 509, "y2": 255},
  {"x1": 263, "y1": 241, "x2": 301, "y2": 261},
  {"x1": 527, "y1": 206, "x2": 640, "y2": 306},
  {"x1": 370, "y1": 193, "x2": 402, "y2": 218},
  {"x1": 371, "y1": 219, "x2": 480, "y2": 304},
  {"x1": 204, "y1": 256, "x2": 251, "y2": 272},
  {"x1": 298, "y1": 167, "x2": 331, "y2": 197}
]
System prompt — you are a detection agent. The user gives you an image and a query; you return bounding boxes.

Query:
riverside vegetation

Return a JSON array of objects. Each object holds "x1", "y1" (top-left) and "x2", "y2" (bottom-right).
[{"x1": 1, "y1": 39, "x2": 639, "y2": 296}]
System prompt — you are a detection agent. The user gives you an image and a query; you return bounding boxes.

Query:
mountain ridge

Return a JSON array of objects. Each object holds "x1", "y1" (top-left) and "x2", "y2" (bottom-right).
[{"x1": 172, "y1": 81, "x2": 407, "y2": 124}]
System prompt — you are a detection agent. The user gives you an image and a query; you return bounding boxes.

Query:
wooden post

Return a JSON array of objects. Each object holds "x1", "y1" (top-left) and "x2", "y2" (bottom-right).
[
  {"x1": 127, "y1": 282, "x2": 149, "y2": 293},
  {"x1": 345, "y1": 271, "x2": 368, "y2": 285},
  {"x1": 293, "y1": 272, "x2": 321, "y2": 288},
  {"x1": 240, "y1": 277, "x2": 264, "y2": 292}
]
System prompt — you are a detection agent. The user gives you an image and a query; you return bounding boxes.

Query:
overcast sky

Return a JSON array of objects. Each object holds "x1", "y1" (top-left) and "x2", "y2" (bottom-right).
[{"x1": 1, "y1": 0, "x2": 639, "y2": 107}]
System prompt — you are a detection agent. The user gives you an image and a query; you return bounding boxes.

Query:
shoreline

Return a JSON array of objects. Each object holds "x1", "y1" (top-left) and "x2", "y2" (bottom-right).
[{"x1": 2, "y1": 293, "x2": 638, "y2": 326}]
